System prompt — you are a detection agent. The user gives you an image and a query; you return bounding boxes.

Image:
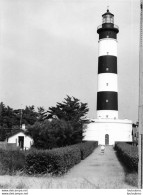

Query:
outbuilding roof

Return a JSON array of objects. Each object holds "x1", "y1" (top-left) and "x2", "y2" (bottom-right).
[{"x1": 7, "y1": 130, "x2": 32, "y2": 139}]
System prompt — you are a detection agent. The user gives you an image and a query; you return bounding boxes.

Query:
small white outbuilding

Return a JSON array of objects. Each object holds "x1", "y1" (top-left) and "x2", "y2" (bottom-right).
[{"x1": 7, "y1": 131, "x2": 33, "y2": 150}]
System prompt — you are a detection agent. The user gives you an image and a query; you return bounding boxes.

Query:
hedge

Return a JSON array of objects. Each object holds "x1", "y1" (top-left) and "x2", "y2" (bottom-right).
[
  {"x1": 114, "y1": 142, "x2": 138, "y2": 172},
  {"x1": 25, "y1": 145, "x2": 81, "y2": 175},
  {"x1": 0, "y1": 149, "x2": 25, "y2": 175},
  {"x1": 25, "y1": 141, "x2": 98, "y2": 175},
  {"x1": 77, "y1": 141, "x2": 98, "y2": 160}
]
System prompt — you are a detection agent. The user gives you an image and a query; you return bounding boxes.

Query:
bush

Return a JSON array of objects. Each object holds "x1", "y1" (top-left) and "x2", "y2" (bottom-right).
[
  {"x1": 25, "y1": 145, "x2": 81, "y2": 175},
  {"x1": 114, "y1": 142, "x2": 138, "y2": 172},
  {"x1": 25, "y1": 141, "x2": 98, "y2": 175},
  {"x1": 0, "y1": 148, "x2": 26, "y2": 175},
  {"x1": 77, "y1": 141, "x2": 98, "y2": 160},
  {"x1": 26, "y1": 119, "x2": 79, "y2": 149},
  {"x1": 0, "y1": 141, "x2": 98, "y2": 176}
]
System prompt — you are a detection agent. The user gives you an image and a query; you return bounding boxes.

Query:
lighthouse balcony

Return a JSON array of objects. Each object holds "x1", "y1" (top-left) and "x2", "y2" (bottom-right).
[
  {"x1": 97, "y1": 23, "x2": 119, "y2": 30},
  {"x1": 97, "y1": 24, "x2": 119, "y2": 39},
  {"x1": 97, "y1": 24, "x2": 119, "y2": 36}
]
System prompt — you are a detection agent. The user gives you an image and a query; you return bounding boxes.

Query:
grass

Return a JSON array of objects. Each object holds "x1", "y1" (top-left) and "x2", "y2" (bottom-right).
[
  {"x1": 124, "y1": 172, "x2": 138, "y2": 187},
  {"x1": 0, "y1": 174, "x2": 138, "y2": 189},
  {"x1": 0, "y1": 175, "x2": 101, "y2": 189},
  {"x1": 114, "y1": 154, "x2": 138, "y2": 187},
  {"x1": 0, "y1": 149, "x2": 25, "y2": 175},
  {"x1": 15, "y1": 182, "x2": 27, "y2": 189},
  {"x1": 0, "y1": 184, "x2": 9, "y2": 189}
]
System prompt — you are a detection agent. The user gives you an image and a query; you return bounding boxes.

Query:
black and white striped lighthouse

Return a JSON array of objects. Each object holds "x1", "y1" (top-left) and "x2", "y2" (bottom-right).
[
  {"x1": 97, "y1": 9, "x2": 119, "y2": 119},
  {"x1": 84, "y1": 8, "x2": 132, "y2": 145}
]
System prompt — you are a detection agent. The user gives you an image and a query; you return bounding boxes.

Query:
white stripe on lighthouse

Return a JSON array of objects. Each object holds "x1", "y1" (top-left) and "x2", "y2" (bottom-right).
[
  {"x1": 98, "y1": 39, "x2": 117, "y2": 56},
  {"x1": 97, "y1": 73, "x2": 118, "y2": 92},
  {"x1": 97, "y1": 110, "x2": 118, "y2": 119}
]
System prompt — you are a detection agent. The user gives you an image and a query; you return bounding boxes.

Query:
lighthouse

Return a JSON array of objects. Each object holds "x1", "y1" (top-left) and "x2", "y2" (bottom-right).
[
  {"x1": 97, "y1": 9, "x2": 119, "y2": 119},
  {"x1": 84, "y1": 9, "x2": 132, "y2": 145}
]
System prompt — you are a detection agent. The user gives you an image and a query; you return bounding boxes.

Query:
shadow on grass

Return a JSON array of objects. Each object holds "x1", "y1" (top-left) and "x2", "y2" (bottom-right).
[
  {"x1": 114, "y1": 149, "x2": 138, "y2": 187},
  {"x1": 0, "y1": 184, "x2": 9, "y2": 189}
]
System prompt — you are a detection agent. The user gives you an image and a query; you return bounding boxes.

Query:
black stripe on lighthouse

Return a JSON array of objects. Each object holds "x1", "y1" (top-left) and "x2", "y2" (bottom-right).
[
  {"x1": 97, "y1": 91, "x2": 118, "y2": 110},
  {"x1": 98, "y1": 55, "x2": 117, "y2": 74},
  {"x1": 97, "y1": 23, "x2": 119, "y2": 40},
  {"x1": 98, "y1": 29, "x2": 117, "y2": 39}
]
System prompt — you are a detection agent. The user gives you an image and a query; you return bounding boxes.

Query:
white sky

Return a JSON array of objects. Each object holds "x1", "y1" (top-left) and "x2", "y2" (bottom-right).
[{"x1": 0, "y1": 0, "x2": 140, "y2": 122}]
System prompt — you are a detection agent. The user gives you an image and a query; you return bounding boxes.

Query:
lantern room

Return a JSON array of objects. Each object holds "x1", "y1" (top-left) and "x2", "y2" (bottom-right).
[
  {"x1": 97, "y1": 9, "x2": 119, "y2": 39},
  {"x1": 102, "y1": 9, "x2": 114, "y2": 24}
]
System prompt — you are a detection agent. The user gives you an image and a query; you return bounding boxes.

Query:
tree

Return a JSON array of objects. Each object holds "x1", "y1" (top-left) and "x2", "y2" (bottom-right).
[
  {"x1": 26, "y1": 96, "x2": 90, "y2": 149},
  {"x1": 0, "y1": 102, "x2": 17, "y2": 128},
  {"x1": 0, "y1": 102, "x2": 14, "y2": 140},
  {"x1": 0, "y1": 126, "x2": 7, "y2": 141},
  {"x1": 46, "y1": 95, "x2": 90, "y2": 142},
  {"x1": 37, "y1": 107, "x2": 47, "y2": 122},
  {"x1": 14, "y1": 106, "x2": 38, "y2": 126},
  {"x1": 22, "y1": 106, "x2": 38, "y2": 125},
  {"x1": 0, "y1": 102, "x2": 7, "y2": 127},
  {"x1": 26, "y1": 119, "x2": 75, "y2": 149}
]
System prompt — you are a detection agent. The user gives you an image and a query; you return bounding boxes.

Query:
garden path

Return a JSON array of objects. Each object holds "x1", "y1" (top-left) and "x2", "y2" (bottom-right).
[{"x1": 61, "y1": 145, "x2": 136, "y2": 188}]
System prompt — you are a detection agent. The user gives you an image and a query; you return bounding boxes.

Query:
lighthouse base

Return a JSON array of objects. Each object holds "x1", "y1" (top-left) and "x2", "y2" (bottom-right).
[{"x1": 83, "y1": 118, "x2": 132, "y2": 145}]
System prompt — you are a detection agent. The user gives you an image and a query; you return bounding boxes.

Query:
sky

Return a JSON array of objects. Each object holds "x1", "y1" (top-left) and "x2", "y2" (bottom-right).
[{"x1": 0, "y1": 0, "x2": 140, "y2": 123}]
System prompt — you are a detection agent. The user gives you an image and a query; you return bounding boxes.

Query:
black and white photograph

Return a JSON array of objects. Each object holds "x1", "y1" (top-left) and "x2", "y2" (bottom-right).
[{"x1": 0, "y1": 0, "x2": 142, "y2": 193}]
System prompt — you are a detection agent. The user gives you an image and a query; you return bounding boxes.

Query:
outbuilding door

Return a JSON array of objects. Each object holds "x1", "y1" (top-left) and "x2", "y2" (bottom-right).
[
  {"x1": 18, "y1": 136, "x2": 24, "y2": 149},
  {"x1": 105, "y1": 134, "x2": 109, "y2": 145}
]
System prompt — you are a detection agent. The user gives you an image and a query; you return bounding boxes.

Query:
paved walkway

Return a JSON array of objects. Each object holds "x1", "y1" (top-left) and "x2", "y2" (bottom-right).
[{"x1": 61, "y1": 146, "x2": 136, "y2": 188}]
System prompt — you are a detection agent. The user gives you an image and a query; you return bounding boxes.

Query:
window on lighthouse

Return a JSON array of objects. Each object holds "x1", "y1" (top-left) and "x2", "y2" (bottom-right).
[{"x1": 102, "y1": 11, "x2": 114, "y2": 24}]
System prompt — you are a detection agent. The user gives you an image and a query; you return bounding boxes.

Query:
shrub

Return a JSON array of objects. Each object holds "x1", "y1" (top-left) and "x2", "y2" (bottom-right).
[
  {"x1": 125, "y1": 172, "x2": 138, "y2": 187},
  {"x1": 25, "y1": 141, "x2": 98, "y2": 175},
  {"x1": 77, "y1": 141, "x2": 98, "y2": 160},
  {"x1": 114, "y1": 142, "x2": 138, "y2": 172},
  {"x1": 25, "y1": 145, "x2": 81, "y2": 175},
  {"x1": 26, "y1": 119, "x2": 78, "y2": 149},
  {"x1": 0, "y1": 148, "x2": 26, "y2": 175}
]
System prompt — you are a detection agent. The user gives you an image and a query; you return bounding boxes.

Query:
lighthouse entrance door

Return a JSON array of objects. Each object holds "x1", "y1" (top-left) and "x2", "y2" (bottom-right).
[{"x1": 105, "y1": 134, "x2": 109, "y2": 145}]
